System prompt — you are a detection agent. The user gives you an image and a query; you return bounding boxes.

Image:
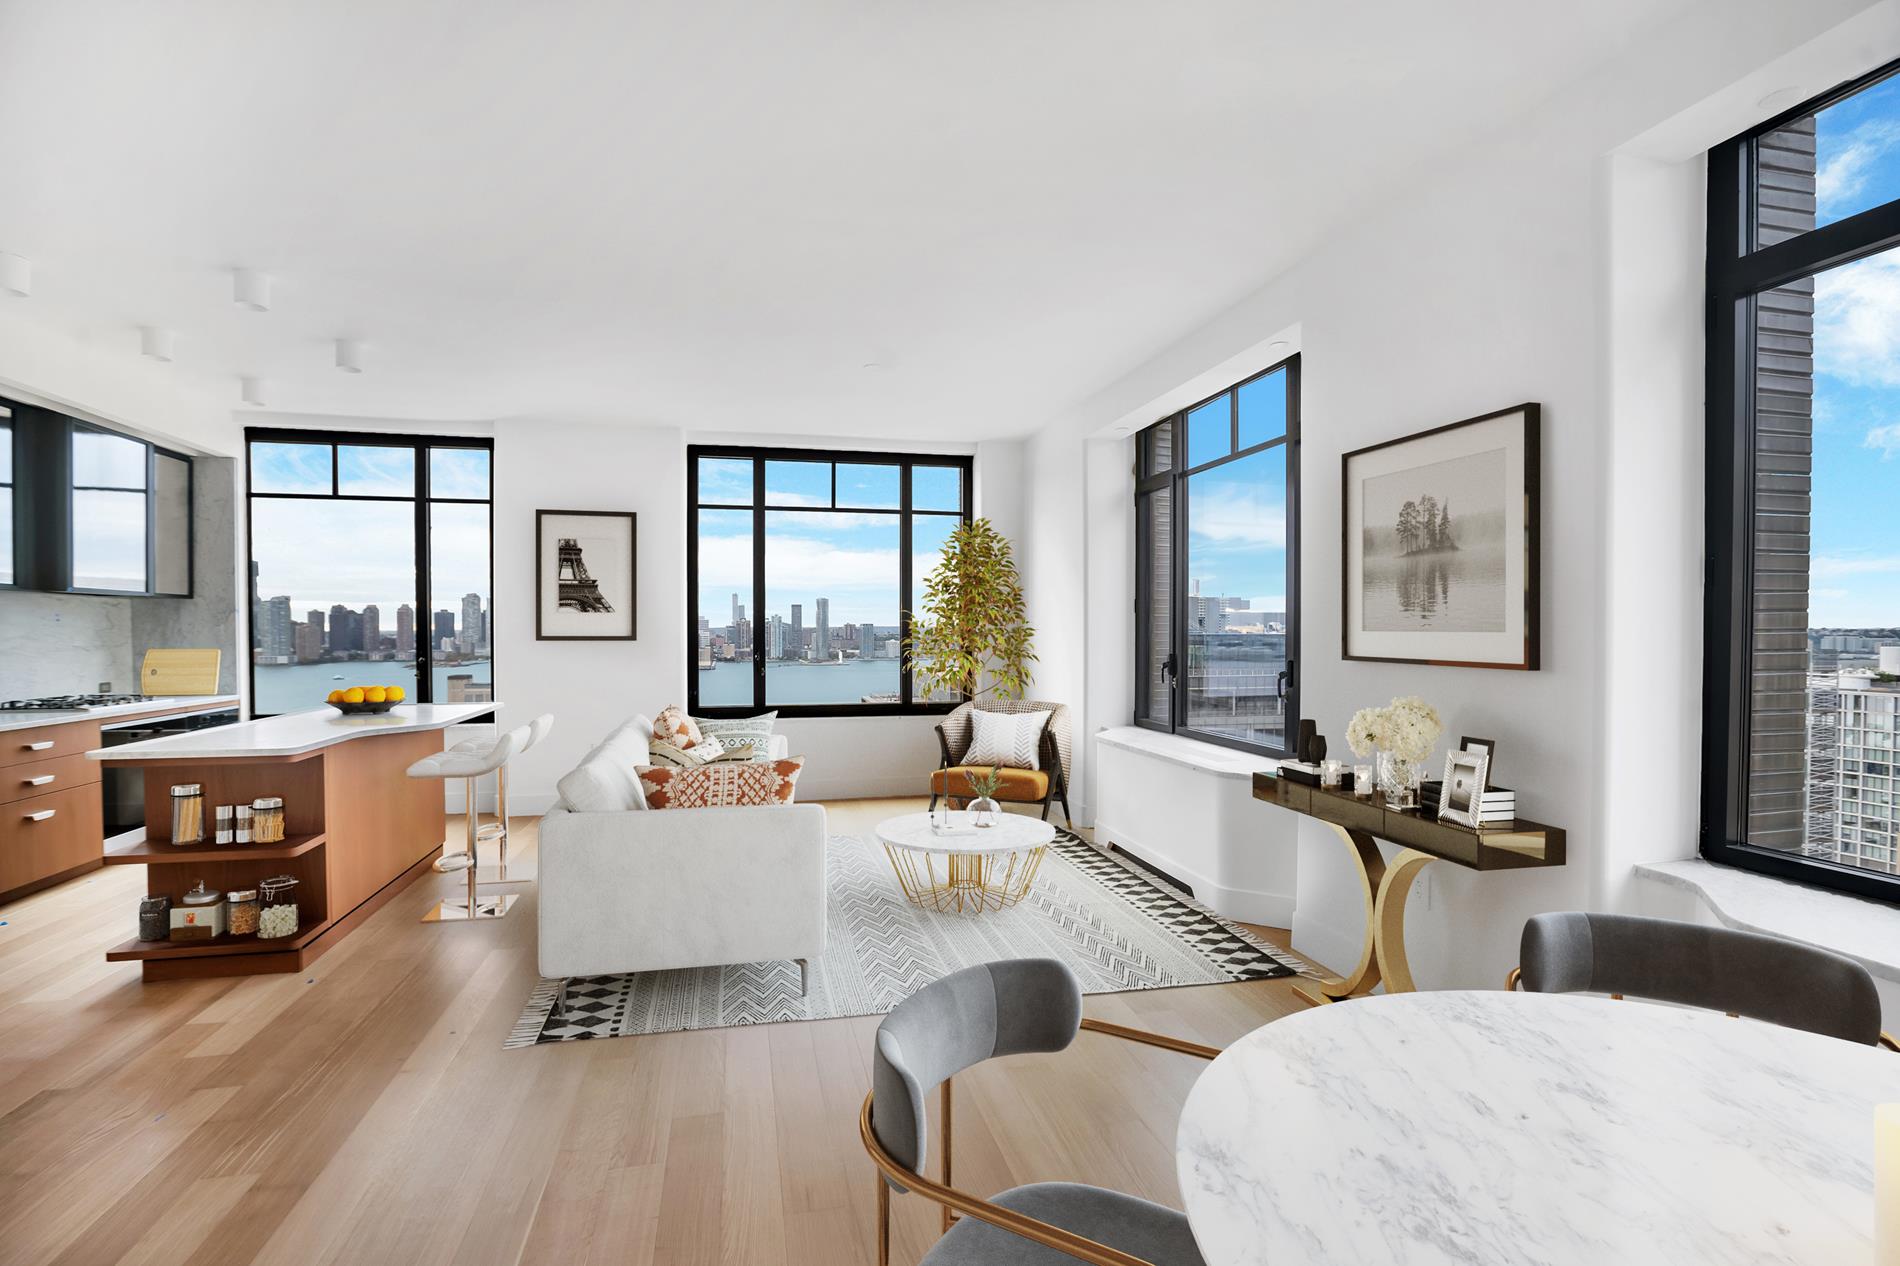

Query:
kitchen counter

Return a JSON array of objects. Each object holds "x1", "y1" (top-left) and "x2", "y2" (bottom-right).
[
  {"x1": 0, "y1": 694, "x2": 239, "y2": 734},
  {"x1": 87, "y1": 703, "x2": 492, "y2": 761}
]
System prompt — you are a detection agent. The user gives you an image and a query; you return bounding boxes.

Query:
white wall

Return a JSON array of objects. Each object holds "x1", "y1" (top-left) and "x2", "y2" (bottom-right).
[{"x1": 1019, "y1": 0, "x2": 1900, "y2": 987}]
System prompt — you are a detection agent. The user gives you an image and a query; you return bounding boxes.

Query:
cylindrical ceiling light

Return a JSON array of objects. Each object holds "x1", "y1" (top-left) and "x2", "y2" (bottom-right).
[
  {"x1": 0, "y1": 254, "x2": 30, "y2": 297},
  {"x1": 233, "y1": 268, "x2": 272, "y2": 312},
  {"x1": 334, "y1": 338, "x2": 364, "y2": 373},
  {"x1": 140, "y1": 326, "x2": 176, "y2": 362},
  {"x1": 239, "y1": 376, "x2": 266, "y2": 406}
]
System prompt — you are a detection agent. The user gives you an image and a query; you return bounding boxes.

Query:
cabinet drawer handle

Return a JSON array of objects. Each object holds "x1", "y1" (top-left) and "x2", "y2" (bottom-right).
[
  {"x1": 23, "y1": 774, "x2": 55, "y2": 786},
  {"x1": 23, "y1": 741, "x2": 54, "y2": 752},
  {"x1": 23, "y1": 809, "x2": 56, "y2": 822}
]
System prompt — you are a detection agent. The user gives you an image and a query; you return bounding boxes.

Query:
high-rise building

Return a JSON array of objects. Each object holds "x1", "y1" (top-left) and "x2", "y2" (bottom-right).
[
  {"x1": 731, "y1": 593, "x2": 743, "y2": 630},
  {"x1": 1831, "y1": 658, "x2": 1900, "y2": 875},
  {"x1": 790, "y1": 604, "x2": 802, "y2": 635},
  {"x1": 306, "y1": 610, "x2": 326, "y2": 652},
  {"x1": 295, "y1": 619, "x2": 323, "y2": 663},
  {"x1": 330, "y1": 604, "x2": 360, "y2": 655},
  {"x1": 734, "y1": 616, "x2": 752, "y2": 657},
  {"x1": 815, "y1": 597, "x2": 830, "y2": 662},
  {"x1": 766, "y1": 614, "x2": 785, "y2": 659},
  {"x1": 460, "y1": 593, "x2": 484, "y2": 654},
  {"x1": 433, "y1": 609, "x2": 455, "y2": 646},
  {"x1": 362, "y1": 605, "x2": 382, "y2": 657},
  {"x1": 858, "y1": 624, "x2": 878, "y2": 659},
  {"x1": 264, "y1": 596, "x2": 294, "y2": 661},
  {"x1": 396, "y1": 604, "x2": 415, "y2": 656}
]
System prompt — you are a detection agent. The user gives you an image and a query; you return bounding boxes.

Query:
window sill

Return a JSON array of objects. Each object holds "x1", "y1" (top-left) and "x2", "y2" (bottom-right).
[
  {"x1": 1093, "y1": 726, "x2": 1284, "y2": 780},
  {"x1": 1633, "y1": 859, "x2": 1900, "y2": 986}
]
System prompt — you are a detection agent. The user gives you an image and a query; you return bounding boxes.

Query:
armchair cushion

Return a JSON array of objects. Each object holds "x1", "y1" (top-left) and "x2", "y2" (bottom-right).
[
  {"x1": 931, "y1": 766, "x2": 1051, "y2": 802},
  {"x1": 965, "y1": 709, "x2": 1051, "y2": 770},
  {"x1": 941, "y1": 701, "x2": 1072, "y2": 793}
]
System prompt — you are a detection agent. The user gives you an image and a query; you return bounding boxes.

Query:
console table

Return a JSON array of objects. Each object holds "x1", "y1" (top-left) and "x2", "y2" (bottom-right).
[{"x1": 1252, "y1": 772, "x2": 1565, "y2": 1007}]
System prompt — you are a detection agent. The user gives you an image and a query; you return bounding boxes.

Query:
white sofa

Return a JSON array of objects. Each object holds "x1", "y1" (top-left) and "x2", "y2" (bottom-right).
[{"x1": 537, "y1": 715, "x2": 827, "y2": 991}]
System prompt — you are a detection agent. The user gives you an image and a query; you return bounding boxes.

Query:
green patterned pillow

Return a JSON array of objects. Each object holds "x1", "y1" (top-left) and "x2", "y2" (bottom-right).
[{"x1": 692, "y1": 712, "x2": 778, "y2": 762}]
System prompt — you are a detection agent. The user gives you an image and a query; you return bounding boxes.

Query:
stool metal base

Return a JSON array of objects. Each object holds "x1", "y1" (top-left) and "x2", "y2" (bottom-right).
[{"x1": 423, "y1": 892, "x2": 520, "y2": 922}]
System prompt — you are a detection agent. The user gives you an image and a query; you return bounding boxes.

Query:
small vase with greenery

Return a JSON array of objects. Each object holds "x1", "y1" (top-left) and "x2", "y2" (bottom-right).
[
  {"x1": 904, "y1": 518, "x2": 1037, "y2": 701},
  {"x1": 964, "y1": 766, "x2": 1004, "y2": 828}
]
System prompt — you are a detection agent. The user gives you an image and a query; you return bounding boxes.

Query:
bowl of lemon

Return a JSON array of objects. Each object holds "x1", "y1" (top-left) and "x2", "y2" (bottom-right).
[{"x1": 326, "y1": 685, "x2": 406, "y2": 715}]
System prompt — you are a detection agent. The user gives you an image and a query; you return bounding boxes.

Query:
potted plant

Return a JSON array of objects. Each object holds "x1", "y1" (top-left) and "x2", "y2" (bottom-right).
[
  {"x1": 963, "y1": 766, "x2": 1004, "y2": 828},
  {"x1": 904, "y1": 518, "x2": 1037, "y2": 701}
]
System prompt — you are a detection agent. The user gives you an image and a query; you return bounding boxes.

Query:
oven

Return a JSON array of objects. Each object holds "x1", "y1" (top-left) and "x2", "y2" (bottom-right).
[{"x1": 100, "y1": 708, "x2": 240, "y2": 836}]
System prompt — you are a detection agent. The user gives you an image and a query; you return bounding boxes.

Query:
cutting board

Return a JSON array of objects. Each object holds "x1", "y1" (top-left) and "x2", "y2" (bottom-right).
[{"x1": 141, "y1": 649, "x2": 222, "y2": 696}]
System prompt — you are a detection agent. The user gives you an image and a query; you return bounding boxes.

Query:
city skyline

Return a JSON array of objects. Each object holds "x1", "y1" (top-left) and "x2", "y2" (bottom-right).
[{"x1": 253, "y1": 560, "x2": 488, "y2": 664}]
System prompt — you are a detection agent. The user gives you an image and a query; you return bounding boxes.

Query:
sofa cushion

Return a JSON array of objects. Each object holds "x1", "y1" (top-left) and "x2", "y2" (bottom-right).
[
  {"x1": 965, "y1": 709, "x2": 1051, "y2": 770},
  {"x1": 637, "y1": 757, "x2": 804, "y2": 809},
  {"x1": 692, "y1": 711, "x2": 778, "y2": 761},
  {"x1": 649, "y1": 734, "x2": 724, "y2": 768},
  {"x1": 653, "y1": 704, "x2": 706, "y2": 749},
  {"x1": 556, "y1": 716, "x2": 655, "y2": 811}
]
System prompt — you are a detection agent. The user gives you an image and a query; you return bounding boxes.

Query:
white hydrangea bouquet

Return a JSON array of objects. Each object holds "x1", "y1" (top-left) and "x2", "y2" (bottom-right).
[{"x1": 1346, "y1": 695, "x2": 1442, "y2": 807}]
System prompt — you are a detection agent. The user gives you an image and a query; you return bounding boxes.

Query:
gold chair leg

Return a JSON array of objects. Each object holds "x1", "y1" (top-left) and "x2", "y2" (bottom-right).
[{"x1": 877, "y1": 1177, "x2": 890, "y2": 1266}]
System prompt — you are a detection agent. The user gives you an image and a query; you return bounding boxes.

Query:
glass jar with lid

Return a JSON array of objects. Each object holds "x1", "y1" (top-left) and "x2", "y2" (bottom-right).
[
  {"x1": 170, "y1": 784, "x2": 205, "y2": 845},
  {"x1": 226, "y1": 888, "x2": 261, "y2": 936},
  {"x1": 170, "y1": 880, "x2": 225, "y2": 941},
  {"x1": 251, "y1": 797, "x2": 285, "y2": 844},
  {"x1": 257, "y1": 874, "x2": 300, "y2": 940}
]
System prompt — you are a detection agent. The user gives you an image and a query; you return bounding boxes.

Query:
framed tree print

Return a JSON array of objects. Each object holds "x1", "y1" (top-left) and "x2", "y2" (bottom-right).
[
  {"x1": 1341, "y1": 403, "x2": 1539, "y2": 669},
  {"x1": 536, "y1": 510, "x2": 636, "y2": 640}
]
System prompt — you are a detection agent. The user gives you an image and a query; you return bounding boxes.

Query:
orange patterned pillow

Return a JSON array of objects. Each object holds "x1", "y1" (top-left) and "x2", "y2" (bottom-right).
[
  {"x1": 652, "y1": 704, "x2": 705, "y2": 749},
  {"x1": 636, "y1": 757, "x2": 803, "y2": 809}
]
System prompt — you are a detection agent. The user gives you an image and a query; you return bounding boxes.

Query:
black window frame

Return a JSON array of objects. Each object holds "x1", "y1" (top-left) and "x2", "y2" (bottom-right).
[
  {"x1": 243, "y1": 426, "x2": 495, "y2": 719},
  {"x1": 1134, "y1": 354, "x2": 1301, "y2": 759},
  {"x1": 686, "y1": 444, "x2": 975, "y2": 719},
  {"x1": 1703, "y1": 60, "x2": 1900, "y2": 904}
]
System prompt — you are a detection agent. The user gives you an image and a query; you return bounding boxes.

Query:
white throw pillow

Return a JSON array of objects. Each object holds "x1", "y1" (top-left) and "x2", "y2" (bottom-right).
[{"x1": 964, "y1": 709, "x2": 1051, "y2": 770}]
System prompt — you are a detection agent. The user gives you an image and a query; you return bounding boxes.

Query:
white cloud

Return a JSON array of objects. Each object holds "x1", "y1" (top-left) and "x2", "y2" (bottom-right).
[
  {"x1": 1817, "y1": 120, "x2": 1900, "y2": 219},
  {"x1": 1187, "y1": 485, "x2": 1286, "y2": 548},
  {"x1": 1864, "y1": 423, "x2": 1900, "y2": 458},
  {"x1": 1815, "y1": 250, "x2": 1900, "y2": 388},
  {"x1": 1813, "y1": 554, "x2": 1900, "y2": 578}
]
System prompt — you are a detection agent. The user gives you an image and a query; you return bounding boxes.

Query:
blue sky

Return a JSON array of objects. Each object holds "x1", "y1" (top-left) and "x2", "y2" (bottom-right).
[{"x1": 1806, "y1": 73, "x2": 1900, "y2": 626}]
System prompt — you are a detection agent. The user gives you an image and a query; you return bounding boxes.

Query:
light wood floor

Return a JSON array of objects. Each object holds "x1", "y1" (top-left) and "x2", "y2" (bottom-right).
[{"x1": 0, "y1": 798, "x2": 1320, "y2": 1266}]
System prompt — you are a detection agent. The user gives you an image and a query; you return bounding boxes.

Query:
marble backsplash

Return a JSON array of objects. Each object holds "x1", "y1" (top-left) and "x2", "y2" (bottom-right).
[{"x1": 0, "y1": 590, "x2": 134, "y2": 698}]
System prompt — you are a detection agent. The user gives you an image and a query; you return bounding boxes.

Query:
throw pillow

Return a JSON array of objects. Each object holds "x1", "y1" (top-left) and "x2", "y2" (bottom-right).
[
  {"x1": 636, "y1": 757, "x2": 804, "y2": 809},
  {"x1": 693, "y1": 711, "x2": 779, "y2": 762},
  {"x1": 647, "y1": 734, "x2": 724, "y2": 768},
  {"x1": 653, "y1": 704, "x2": 706, "y2": 749},
  {"x1": 964, "y1": 709, "x2": 1051, "y2": 770}
]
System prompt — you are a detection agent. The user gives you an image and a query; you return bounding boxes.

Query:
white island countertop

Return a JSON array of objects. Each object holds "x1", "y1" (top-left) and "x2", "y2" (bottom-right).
[
  {"x1": 0, "y1": 694, "x2": 241, "y2": 734},
  {"x1": 87, "y1": 703, "x2": 497, "y2": 761}
]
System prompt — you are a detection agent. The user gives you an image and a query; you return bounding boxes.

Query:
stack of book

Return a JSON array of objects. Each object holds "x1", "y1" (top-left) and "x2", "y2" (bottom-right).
[{"x1": 1419, "y1": 781, "x2": 1517, "y2": 825}]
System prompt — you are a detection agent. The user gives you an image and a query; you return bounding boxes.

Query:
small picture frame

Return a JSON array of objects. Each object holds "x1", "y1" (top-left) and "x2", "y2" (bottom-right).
[
  {"x1": 1459, "y1": 736, "x2": 1497, "y2": 789},
  {"x1": 1438, "y1": 747, "x2": 1493, "y2": 828},
  {"x1": 536, "y1": 510, "x2": 637, "y2": 641}
]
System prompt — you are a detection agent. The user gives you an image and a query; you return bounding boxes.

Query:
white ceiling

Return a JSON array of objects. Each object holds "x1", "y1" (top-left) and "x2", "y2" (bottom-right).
[{"x1": 0, "y1": 1, "x2": 1686, "y2": 439}]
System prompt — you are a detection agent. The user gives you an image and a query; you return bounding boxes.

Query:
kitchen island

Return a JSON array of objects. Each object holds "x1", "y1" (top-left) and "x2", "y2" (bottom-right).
[{"x1": 89, "y1": 703, "x2": 495, "y2": 980}]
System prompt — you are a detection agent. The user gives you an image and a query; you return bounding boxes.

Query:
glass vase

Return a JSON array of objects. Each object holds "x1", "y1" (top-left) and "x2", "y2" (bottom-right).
[
  {"x1": 968, "y1": 796, "x2": 1002, "y2": 828},
  {"x1": 1378, "y1": 752, "x2": 1419, "y2": 809}
]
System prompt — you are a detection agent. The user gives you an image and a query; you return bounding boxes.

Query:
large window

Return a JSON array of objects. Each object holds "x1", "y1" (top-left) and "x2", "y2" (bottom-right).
[
  {"x1": 1135, "y1": 357, "x2": 1299, "y2": 756},
  {"x1": 245, "y1": 429, "x2": 493, "y2": 717},
  {"x1": 1705, "y1": 62, "x2": 1900, "y2": 901},
  {"x1": 687, "y1": 446, "x2": 973, "y2": 717}
]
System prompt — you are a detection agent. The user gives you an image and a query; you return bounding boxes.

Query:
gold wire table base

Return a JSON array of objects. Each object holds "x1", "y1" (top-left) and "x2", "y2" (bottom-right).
[{"x1": 882, "y1": 839, "x2": 1049, "y2": 913}]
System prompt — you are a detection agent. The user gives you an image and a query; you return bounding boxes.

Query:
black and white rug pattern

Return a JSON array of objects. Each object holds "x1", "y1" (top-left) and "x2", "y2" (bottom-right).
[{"x1": 507, "y1": 830, "x2": 1308, "y2": 1047}]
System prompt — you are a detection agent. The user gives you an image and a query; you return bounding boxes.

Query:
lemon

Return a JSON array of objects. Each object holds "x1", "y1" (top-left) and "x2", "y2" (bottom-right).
[
  {"x1": 365, "y1": 686, "x2": 387, "y2": 704},
  {"x1": 327, "y1": 689, "x2": 345, "y2": 704},
  {"x1": 386, "y1": 685, "x2": 406, "y2": 703},
  {"x1": 342, "y1": 686, "x2": 366, "y2": 704}
]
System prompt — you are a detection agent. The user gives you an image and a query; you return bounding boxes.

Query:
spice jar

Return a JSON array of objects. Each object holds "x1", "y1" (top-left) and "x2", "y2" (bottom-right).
[
  {"x1": 169, "y1": 880, "x2": 226, "y2": 941},
  {"x1": 138, "y1": 894, "x2": 171, "y2": 942},
  {"x1": 252, "y1": 797, "x2": 285, "y2": 844},
  {"x1": 234, "y1": 805, "x2": 253, "y2": 845},
  {"x1": 225, "y1": 888, "x2": 261, "y2": 936},
  {"x1": 170, "y1": 784, "x2": 205, "y2": 845},
  {"x1": 215, "y1": 804, "x2": 234, "y2": 845},
  {"x1": 258, "y1": 874, "x2": 300, "y2": 940}
]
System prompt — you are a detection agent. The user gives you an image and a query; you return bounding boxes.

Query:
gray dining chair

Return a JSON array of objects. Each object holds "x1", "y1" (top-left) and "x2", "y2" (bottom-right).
[
  {"x1": 862, "y1": 959, "x2": 1215, "y2": 1266},
  {"x1": 1506, "y1": 911, "x2": 1897, "y2": 1048}
]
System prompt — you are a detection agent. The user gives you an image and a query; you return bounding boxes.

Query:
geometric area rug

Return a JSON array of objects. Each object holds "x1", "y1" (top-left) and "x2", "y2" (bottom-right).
[{"x1": 507, "y1": 830, "x2": 1308, "y2": 1047}]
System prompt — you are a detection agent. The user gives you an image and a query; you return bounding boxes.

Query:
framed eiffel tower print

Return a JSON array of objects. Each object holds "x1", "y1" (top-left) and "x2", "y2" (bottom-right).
[{"x1": 536, "y1": 510, "x2": 637, "y2": 640}]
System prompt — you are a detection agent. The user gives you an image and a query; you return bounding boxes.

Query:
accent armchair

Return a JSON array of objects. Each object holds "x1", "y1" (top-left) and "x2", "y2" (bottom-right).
[{"x1": 928, "y1": 700, "x2": 1073, "y2": 828}]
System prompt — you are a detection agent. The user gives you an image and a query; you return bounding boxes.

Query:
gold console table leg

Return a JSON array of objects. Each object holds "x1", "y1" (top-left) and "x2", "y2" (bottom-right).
[{"x1": 1293, "y1": 826, "x2": 1434, "y2": 1006}]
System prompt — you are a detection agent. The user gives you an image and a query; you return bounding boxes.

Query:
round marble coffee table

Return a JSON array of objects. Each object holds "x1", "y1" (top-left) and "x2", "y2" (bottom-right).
[
  {"x1": 876, "y1": 811, "x2": 1057, "y2": 913},
  {"x1": 1177, "y1": 990, "x2": 1900, "y2": 1264}
]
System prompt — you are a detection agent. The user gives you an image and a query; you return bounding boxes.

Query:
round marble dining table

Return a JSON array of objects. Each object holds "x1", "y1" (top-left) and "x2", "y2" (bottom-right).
[{"x1": 1176, "y1": 990, "x2": 1900, "y2": 1265}]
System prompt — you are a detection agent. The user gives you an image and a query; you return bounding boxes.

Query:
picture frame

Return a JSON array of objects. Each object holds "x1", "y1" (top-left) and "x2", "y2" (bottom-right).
[
  {"x1": 1459, "y1": 735, "x2": 1497, "y2": 789},
  {"x1": 1438, "y1": 747, "x2": 1492, "y2": 828},
  {"x1": 1341, "y1": 403, "x2": 1540, "y2": 670},
  {"x1": 535, "y1": 510, "x2": 637, "y2": 641}
]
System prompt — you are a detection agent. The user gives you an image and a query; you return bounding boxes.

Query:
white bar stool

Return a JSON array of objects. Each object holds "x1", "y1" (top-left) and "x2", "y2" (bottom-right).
[
  {"x1": 443, "y1": 712, "x2": 553, "y2": 885},
  {"x1": 408, "y1": 725, "x2": 527, "y2": 922}
]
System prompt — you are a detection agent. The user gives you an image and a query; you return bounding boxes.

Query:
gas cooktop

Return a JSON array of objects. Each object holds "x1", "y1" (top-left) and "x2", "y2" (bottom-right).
[{"x1": 0, "y1": 693, "x2": 154, "y2": 712}]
